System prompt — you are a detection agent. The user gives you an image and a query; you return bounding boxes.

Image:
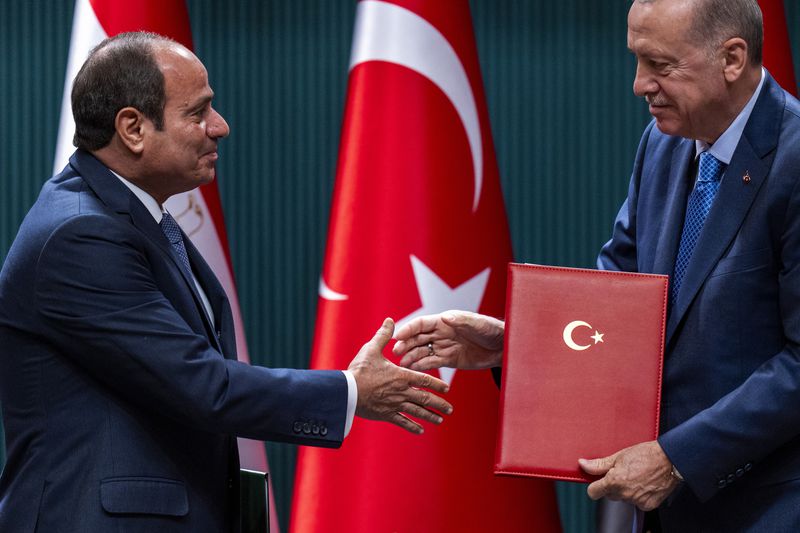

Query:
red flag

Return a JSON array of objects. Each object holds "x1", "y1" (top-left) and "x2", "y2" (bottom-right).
[
  {"x1": 291, "y1": 1, "x2": 561, "y2": 531},
  {"x1": 53, "y1": 1, "x2": 279, "y2": 531},
  {"x1": 759, "y1": 0, "x2": 797, "y2": 95}
]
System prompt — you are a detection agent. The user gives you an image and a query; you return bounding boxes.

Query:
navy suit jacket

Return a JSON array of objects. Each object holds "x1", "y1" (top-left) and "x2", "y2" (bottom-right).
[
  {"x1": 0, "y1": 150, "x2": 347, "y2": 532},
  {"x1": 598, "y1": 73, "x2": 800, "y2": 530}
]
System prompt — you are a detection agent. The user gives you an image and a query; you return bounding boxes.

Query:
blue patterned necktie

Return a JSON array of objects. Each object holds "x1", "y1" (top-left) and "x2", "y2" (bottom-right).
[
  {"x1": 672, "y1": 152, "x2": 726, "y2": 303},
  {"x1": 160, "y1": 212, "x2": 193, "y2": 276}
]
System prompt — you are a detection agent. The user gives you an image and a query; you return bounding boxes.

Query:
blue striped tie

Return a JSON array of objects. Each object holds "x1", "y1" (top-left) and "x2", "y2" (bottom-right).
[
  {"x1": 160, "y1": 212, "x2": 193, "y2": 276},
  {"x1": 672, "y1": 152, "x2": 725, "y2": 303}
]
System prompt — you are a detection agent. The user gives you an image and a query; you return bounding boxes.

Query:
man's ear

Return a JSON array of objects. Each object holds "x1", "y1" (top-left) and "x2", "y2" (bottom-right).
[
  {"x1": 721, "y1": 37, "x2": 748, "y2": 83},
  {"x1": 115, "y1": 107, "x2": 148, "y2": 154}
]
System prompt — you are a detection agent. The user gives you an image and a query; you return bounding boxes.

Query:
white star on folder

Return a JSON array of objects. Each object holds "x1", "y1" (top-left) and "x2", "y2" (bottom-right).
[
  {"x1": 395, "y1": 255, "x2": 490, "y2": 386},
  {"x1": 591, "y1": 331, "x2": 604, "y2": 344}
]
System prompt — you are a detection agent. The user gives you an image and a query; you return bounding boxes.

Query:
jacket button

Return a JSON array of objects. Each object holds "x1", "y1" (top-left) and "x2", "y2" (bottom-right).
[
  {"x1": 293, "y1": 422, "x2": 302, "y2": 433},
  {"x1": 735, "y1": 468, "x2": 744, "y2": 478},
  {"x1": 744, "y1": 463, "x2": 753, "y2": 472},
  {"x1": 321, "y1": 426, "x2": 328, "y2": 436},
  {"x1": 727, "y1": 474, "x2": 735, "y2": 484},
  {"x1": 717, "y1": 479, "x2": 727, "y2": 488},
  {"x1": 302, "y1": 422, "x2": 311, "y2": 434},
  {"x1": 312, "y1": 424, "x2": 320, "y2": 435}
]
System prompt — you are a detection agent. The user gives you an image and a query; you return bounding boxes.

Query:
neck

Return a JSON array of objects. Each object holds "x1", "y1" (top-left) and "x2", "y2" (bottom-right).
[
  {"x1": 92, "y1": 146, "x2": 168, "y2": 206},
  {"x1": 703, "y1": 66, "x2": 762, "y2": 144}
]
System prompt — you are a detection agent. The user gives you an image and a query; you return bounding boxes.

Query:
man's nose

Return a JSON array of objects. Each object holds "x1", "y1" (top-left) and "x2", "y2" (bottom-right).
[
  {"x1": 632, "y1": 63, "x2": 657, "y2": 98},
  {"x1": 208, "y1": 107, "x2": 230, "y2": 139}
]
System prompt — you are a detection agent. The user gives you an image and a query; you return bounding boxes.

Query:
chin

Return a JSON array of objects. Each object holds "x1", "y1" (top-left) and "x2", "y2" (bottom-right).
[
  {"x1": 653, "y1": 119, "x2": 685, "y2": 138},
  {"x1": 195, "y1": 168, "x2": 217, "y2": 186}
]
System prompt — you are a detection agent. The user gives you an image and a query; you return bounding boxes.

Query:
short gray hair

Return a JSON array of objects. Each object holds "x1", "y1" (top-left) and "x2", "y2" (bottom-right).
[{"x1": 636, "y1": 0, "x2": 763, "y2": 64}]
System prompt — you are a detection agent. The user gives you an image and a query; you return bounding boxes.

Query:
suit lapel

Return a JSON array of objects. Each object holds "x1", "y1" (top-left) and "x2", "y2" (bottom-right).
[
  {"x1": 665, "y1": 73, "x2": 784, "y2": 344},
  {"x1": 184, "y1": 236, "x2": 233, "y2": 357},
  {"x1": 70, "y1": 150, "x2": 224, "y2": 351}
]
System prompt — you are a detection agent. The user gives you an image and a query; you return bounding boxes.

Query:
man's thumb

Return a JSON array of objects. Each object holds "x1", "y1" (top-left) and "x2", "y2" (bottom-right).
[
  {"x1": 578, "y1": 456, "x2": 614, "y2": 476},
  {"x1": 368, "y1": 317, "x2": 395, "y2": 351}
]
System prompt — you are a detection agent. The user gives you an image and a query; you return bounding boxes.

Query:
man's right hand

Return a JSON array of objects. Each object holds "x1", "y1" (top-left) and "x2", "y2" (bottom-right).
[
  {"x1": 392, "y1": 311, "x2": 505, "y2": 371},
  {"x1": 348, "y1": 318, "x2": 453, "y2": 435}
]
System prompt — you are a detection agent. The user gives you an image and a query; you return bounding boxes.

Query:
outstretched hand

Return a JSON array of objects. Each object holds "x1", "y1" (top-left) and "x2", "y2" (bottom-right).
[
  {"x1": 392, "y1": 311, "x2": 505, "y2": 371},
  {"x1": 348, "y1": 318, "x2": 453, "y2": 435}
]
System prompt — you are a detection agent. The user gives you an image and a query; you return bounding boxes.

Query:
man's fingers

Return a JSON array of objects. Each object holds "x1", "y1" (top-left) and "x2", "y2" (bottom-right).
[
  {"x1": 393, "y1": 315, "x2": 440, "y2": 341},
  {"x1": 578, "y1": 455, "x2": 615, "y2": 476},
  {"x1": 399, "y1": 402, "x2": 445, "y2": 425},
  {"x1": 398, "y1": 341, "x2": 437, "y2": 367},
  {"x1": 406, "y1": 386, "x2": 453, "y2": 415},
  {"x1": 586, "y1": 477, "x2": 611, "y2": 501},
  {"x1": 389, "y1": 412, "x2": 424, "y2": 435},
  {"x1": 392, "y1": 339, "x2": 409, "y2": 357},
  {"x1": 440, "y1": 311, "x2": 465, "y2": 328},
  {"x1": 407, "y1": 356, "x2": 449, "y2": 372},
  {"x1": 580, "y1": 454, "x2": 618, "y2": 500},
  {"x1": 404, "y1": 367, "x2": 450, "y2": 394}
]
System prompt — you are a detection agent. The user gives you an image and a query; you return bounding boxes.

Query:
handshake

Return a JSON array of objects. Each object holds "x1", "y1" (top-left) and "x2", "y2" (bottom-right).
[
  {"x1": 372, "y1": 310, "x2": 676, "y2": 512},
  {"x1": 350, "y1": 311, "x2": 500, "y2": 434}
]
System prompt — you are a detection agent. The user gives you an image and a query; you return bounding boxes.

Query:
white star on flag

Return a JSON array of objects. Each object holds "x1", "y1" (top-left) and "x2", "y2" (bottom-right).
[{"x1": 395, "y1": 255, "x2": 490, "y2": 386}]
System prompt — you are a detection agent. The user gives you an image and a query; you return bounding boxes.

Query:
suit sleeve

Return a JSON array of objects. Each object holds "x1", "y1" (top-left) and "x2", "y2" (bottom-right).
[
  {"x1": 34, "y1": 213, "x2": 347, "y2": 448},
  {"x1": 596, "y1": 120, "x2": 655, "y2": 273}
]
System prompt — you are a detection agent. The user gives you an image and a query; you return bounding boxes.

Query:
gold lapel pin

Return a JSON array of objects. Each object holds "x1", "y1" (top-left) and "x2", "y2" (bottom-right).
[{"x1": 743, "y1": 172, "x2": 751, "y2": 184}]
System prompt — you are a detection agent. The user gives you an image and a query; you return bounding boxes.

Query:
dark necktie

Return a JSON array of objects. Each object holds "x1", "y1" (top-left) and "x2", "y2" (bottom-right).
[
  {"x1": 160, "y1": 212, "x2": 193, "y2": 276},
  {"x1": 672, "y1": 152, "x2": 725, "y2": 302}
]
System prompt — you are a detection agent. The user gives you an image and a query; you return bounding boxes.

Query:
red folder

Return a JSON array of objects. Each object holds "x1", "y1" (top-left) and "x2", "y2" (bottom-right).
[{"x1": 494, "y1": 263, "x2": 667, "y2": 482}]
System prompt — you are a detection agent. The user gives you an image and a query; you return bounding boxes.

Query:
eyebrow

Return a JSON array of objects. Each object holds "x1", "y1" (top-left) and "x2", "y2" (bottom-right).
[{"x1": 186, "y1": 93, "x2": 214, "y2": 114}]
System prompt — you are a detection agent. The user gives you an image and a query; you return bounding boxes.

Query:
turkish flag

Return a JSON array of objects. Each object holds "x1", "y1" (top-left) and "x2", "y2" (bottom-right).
[
  {"x1": 53, "y1": 1, "x2": 278, "y2": 530},
  {"x1": 291, "y1": 1, "x2": 561, "y2": 531},
  {"x1": 759, "y1": 0, "x2": 796, "y2": 95}
]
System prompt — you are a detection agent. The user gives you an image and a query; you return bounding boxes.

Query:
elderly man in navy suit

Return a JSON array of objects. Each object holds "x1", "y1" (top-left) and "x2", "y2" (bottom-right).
[
  {"x1": 394, "y1": 0, "x2": 800, "y2": 530},
  {"x1": 0, "y1": 32, "x2": 452, "y2": 532}
]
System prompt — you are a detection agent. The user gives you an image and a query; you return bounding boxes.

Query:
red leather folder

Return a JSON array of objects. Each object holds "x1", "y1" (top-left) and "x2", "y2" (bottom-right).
[{"x1": 494, "y1": 263, "x2": 667, "y2": 482}]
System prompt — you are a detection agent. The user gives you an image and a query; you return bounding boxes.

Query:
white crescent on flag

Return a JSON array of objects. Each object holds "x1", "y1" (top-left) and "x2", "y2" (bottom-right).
[{"x1": 349, "y1": 0, "x2": 484, "y2": 212}]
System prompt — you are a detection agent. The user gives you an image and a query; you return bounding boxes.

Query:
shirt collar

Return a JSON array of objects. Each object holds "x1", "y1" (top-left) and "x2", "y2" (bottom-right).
[
  {"x1": 695, "y1": 67, "x2": 766, "y2": 164},
  {"x1": 110, "y1": 170, "x2": 165, "y2": 223}
]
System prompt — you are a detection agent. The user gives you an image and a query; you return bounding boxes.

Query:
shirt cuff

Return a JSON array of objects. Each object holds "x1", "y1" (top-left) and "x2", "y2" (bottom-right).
[{"x1": 342, "y1": 370, "x2": 357, "y2": 437}]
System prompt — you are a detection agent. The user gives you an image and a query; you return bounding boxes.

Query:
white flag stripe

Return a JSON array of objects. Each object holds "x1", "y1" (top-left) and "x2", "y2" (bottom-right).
[{"x1": 54, "y1": 0, "x2": 107, "y2": 174}]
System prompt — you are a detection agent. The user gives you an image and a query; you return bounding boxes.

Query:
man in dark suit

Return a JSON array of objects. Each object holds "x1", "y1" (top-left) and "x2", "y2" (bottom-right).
[
  {"x1": 0, "y1": 32, "x2": 452, "y2": 532},
  {"x1": 394, "y1": 0, "x2": 800, "y2": 530}
]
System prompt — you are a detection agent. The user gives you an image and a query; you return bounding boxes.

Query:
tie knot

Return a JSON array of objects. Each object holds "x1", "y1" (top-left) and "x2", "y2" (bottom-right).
[
  {"x1": 160, "y1": 212, "x2": 183, "y2": 245},
  {"x1": 698, "y1": 152, "x2": 724, "y2": 183}
]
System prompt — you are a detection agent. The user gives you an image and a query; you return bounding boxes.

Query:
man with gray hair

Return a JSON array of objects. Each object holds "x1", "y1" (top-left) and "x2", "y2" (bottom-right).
[{"x1": 393, "y1": 0, "x2": 800, "y2": 530}]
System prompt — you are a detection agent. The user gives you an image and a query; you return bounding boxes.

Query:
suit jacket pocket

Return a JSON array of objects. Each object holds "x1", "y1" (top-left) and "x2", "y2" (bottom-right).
[
  {"x1": 710, "y1": 247, "x2": 772, "y2": 278},
  {"x1": 100, "y1": 477, "x2": 189, "y2": 516}
]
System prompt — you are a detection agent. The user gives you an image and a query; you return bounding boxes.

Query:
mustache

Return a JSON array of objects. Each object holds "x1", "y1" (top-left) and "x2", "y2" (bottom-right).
[{"x1": 645, "y1": 94, "x2": 669, "y2": 106}]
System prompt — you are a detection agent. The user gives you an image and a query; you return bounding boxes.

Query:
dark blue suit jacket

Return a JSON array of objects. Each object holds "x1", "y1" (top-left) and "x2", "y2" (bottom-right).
[
  {"x1": 598, "y1": 73, "x2": 800, "y2": 531},
  {"x1": 0, "y1": 150, "x2": 347, "y2": 532}
]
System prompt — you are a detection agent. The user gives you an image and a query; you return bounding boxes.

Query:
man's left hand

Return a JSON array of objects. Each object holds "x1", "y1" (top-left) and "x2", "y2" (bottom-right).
[{"x1": 578, "y1": 440, "x2": 681, "y2": 511}]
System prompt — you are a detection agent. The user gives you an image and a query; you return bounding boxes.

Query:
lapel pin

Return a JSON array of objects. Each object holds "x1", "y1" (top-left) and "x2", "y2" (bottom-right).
[{"x1": 742, "y1": 172, "x2": 751, "y2": 184}]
